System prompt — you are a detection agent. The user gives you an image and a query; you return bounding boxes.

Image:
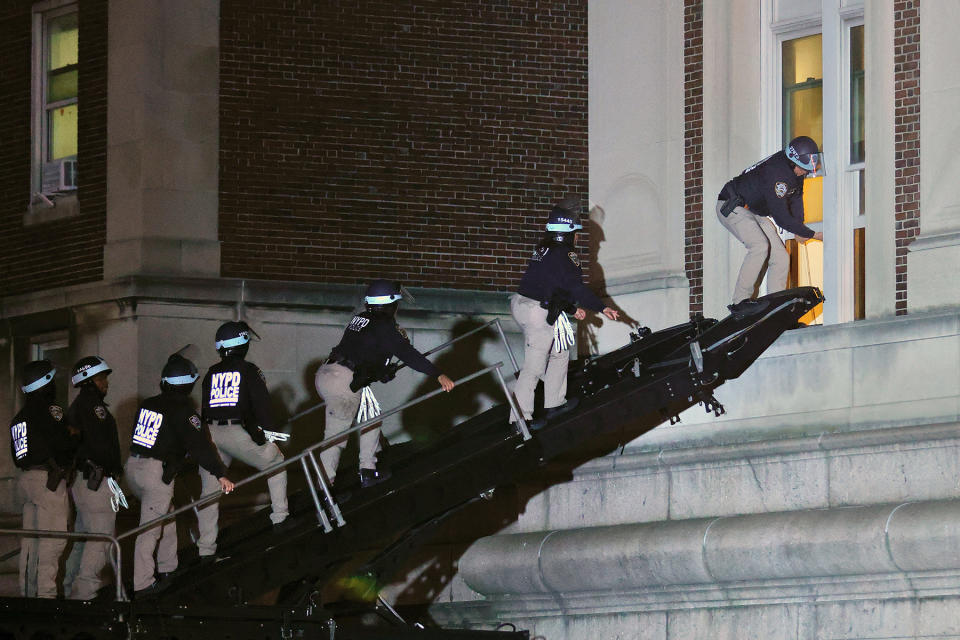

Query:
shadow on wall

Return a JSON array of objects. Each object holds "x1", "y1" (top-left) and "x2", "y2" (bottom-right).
[
  {"x1": 401, "y1": 318, "x2": 502, "y2": 445},
  {"x1": 577, "y1": 204, "x2": 642, "y2": 356}
]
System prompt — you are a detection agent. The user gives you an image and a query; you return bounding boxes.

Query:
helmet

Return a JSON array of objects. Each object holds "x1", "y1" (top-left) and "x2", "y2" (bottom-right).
[
  {"x1": 364, "y1": 280, "x2": 403, "y2": 306},
  {"x1": 161, "y1": 353, "x2": 199, "y2": 388},
  {"x1": 71, "y1": 356, "x2": 112, "y2": 387},
  {"x1": 215, "y1": 321, "x2": 257, "y2": 354},
  {"x1": 785, "y1": 136, "x2": 825, "y2": 175},
  {"x1": 21, "y1": 360, "x2": 56, "y2": 394},
  {"x1": 546, "y1": 196, "x2": 583, "y2": 233}
]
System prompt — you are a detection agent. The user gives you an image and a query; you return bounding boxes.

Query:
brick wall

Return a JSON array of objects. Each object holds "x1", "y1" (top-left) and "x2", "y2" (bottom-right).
[
  {"x1": 893, "y1": 0, "x2": 920, "y2": 315},
  {"x1": 219, "y1": 0, "x2": 589, "y2": 292},
  {"x1": 683, "y1": 0, "x2": 704, "y2": 315},
  {"x1": 0, "y1": 1, "x2": 107, "y2": 298}
]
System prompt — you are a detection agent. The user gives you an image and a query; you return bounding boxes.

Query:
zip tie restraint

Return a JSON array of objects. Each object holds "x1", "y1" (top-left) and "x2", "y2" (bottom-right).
[
  {"x1": 357, "y1": 386, "x2": 381, "y2": 422},
  {"x1": 553, "y1": 311, "x2": 575, "y2": 352},
  {"x1": 107, "y1": 477, "x2": 128, "y2": 513}
]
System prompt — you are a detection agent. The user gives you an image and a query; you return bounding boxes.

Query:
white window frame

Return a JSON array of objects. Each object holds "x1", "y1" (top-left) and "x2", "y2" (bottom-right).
[
  {"x1": 31, "y1": 0, "x2": 79, "y2": 202},
  {"x1": 761, "y1": 0, "x2": 865, "y2": 325}
]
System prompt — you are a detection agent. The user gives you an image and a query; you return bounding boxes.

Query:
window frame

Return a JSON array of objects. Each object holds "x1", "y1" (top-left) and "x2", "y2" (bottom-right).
[
  {"x1": 762, "y1": 1, "x2": 866, "y2": 325},
  {"x1": 31, "y1": 0, "x2": 79, "y2": 202}
]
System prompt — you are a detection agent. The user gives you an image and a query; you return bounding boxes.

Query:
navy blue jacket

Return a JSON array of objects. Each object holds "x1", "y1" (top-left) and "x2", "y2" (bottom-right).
[
  {"x1": 517, "y1": 242, "x2": 605, "y2": 312},
  {"x1": 331, "y1": 312, "x2": 440, "y2": 378},
  {"x1": 9, "y1": 398, "x2": 74, "y2": 470},
  {"x1": 719, "y1": 151, "x2": 816, "y2": 239},
  {"x1": 69, "y1": 384, "x2": 122, "y2": 478},
  {"x1": 202, "y1": 356, "x2": 275, "y2": 430},
  {"x1": 130, "y1": 390, "x2": 227, "y2": 478}
]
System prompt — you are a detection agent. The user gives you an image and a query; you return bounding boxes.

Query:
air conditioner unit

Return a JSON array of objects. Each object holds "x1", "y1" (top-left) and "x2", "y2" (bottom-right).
[{"x1": 41, "y1": 158, "x2": 78, "y2": 193}]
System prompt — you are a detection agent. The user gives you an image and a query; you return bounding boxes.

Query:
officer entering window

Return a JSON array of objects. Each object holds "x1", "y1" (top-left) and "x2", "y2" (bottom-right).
[
  {"x1": 512, "y1": 197, "x2": 620, "y2": 430},
  {"x1": 8, "y1": 360, "x2": 75, "y2": 598},
  {"x1": 197, "y1": 321, "x2": 288, "y2": 560},
  {"x1": 717, "y1": 136, "x2": 825, "y2": 308},
  {"x1": 63, "y1": 356, "x2": 122, "y2": 600},
  {"x1": 125, "y1": 353, "x2": 234, "y2": 595},
  {"x1": 315, "y1": 280, "x2": 455, "y2": 488}
]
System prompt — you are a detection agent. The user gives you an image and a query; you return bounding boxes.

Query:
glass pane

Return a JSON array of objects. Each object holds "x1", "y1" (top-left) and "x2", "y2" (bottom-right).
[
  {"x1": 786, "y1": 85, "x2": 823, "y2": 149},
  {"x1": 48, "y1": 69, "x2": 78, "y2": 102},
  {"x1": 48, "y1": 12, "x2": 78, "y2": 71},
  {"x1": 782, "y1": 34, "x2": 823, "y2": 86},
  {"x1": 48, "y1": 104, "x2": 78, "y2": 160},
  {"x1": 858, "y1": 168, "x2": 865, "y2": 217},
  {"x1": 786, "y1": 239, "x2": 824, "y2": 325},
  {"x1": 850, "y1": 25, "x2": 865, "y2": 164},
  {"x1": 854, "y1": 228, "x2": 865, "y2": 320},
  {"x1": 802, "y1": 176, "x2": 823, "y2": 223}
]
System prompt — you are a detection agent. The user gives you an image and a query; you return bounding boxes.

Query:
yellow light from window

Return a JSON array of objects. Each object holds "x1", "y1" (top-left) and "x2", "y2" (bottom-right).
[
  {"x1": 49, "y1": 104, "x2": 78, "y2": 160},
  {"x1": 802, "y1": 176, "x2": 823, "y2": 224},
  {"x1": 48, "y1": 13, "x2": 78, "y2": 71}
]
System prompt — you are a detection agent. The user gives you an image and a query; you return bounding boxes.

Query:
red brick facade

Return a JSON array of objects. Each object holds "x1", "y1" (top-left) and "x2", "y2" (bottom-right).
[
  {"x1": 893, "y1": 1, "x2": 920, "y2": 315},
  {"x1": 0, "y1": 1, "x2": 107, "y2": 298},
  {"x1": 683, "y1": 0, "x2": 704, "y2": 315},
  {"x1": 218, "y1": 0, "x2": 589, "y2": 292}
]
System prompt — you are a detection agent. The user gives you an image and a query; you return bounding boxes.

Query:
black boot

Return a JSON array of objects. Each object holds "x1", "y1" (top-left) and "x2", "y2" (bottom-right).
[
  {"x1": 359, "y1": 467, "x2": 392, "y2": 488},
  {"x1": 529, "y1": 396, "x2": 581, "y2": 431}
]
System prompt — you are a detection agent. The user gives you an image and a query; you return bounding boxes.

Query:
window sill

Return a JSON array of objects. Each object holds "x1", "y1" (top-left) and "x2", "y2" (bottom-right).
[{"x1": 25, "y1": 193, "x2": 79, "y2": 225}]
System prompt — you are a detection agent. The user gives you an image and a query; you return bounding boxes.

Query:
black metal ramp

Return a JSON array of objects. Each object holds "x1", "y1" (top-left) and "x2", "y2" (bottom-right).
[{"x1": 150, "y1": 287, "x2": 823, "y2": 607}]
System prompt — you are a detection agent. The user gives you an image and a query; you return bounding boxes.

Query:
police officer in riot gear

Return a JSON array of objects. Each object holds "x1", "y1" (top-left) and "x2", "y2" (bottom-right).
[
  {"x1": 512, "y1": 197, "x2": 619, "y2": 429},
  {"x1": 8, "y1": 360, "x2": 74, "y2": 598},
  {"x1": 717, "y1": 135, "x2": 826, "y2": 306},
  {"x1": 125, "y1": 353, "x2": 234, "y2": 594},
  {"x1": 197, "y1": 321, "x2": 288, "y2": 559},
  {"x1": 63, "y1": 356, "x2": 122, "y2": 600},
  {"x1": 315, "y1": 280, "x2": 455, "y2": 488}
]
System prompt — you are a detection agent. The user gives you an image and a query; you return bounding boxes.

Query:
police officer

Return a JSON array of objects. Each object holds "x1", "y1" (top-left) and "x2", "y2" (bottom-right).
[
  {"x1": 512, "y1": 197, "x2": 619, "y2": 429},
  {"x1": 197, "y1": 321, "x2": 288, "y2": 560},
  {"x1": 8, "y1": 360, "x2": 74, "y2": 598},
  {"x1": 63, "y1": 356, "x2": 122, "y2": 600},
  {"x1": 717, "y1": 135, "x2": 825, "y2": 306},
  {"x1": 315, "y1": 280, "x2": 455, "y2": 487},
  {"x1": 125, "y1": 353, "x2": 234, "y2": 594}
]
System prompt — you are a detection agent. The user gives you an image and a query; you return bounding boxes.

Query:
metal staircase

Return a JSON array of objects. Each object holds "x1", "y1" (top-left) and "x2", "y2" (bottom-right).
[{"x1": 0, "y1": 287, "x2": 824, "y2": 639}]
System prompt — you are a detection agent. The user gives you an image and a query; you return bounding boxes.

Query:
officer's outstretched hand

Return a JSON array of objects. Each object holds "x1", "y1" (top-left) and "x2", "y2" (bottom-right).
[
  {"x1": 811, "y1": 231, "x2": 823, "y2": 242},
  {"x1": 438, "y1": 374, "x2": 455, "y2": 392},
  {"x1": 602, "y1": 307, "x2": 620, "y2": 321},
  {"x1": 574, "y1": 308, "x2": 587, "y2": 320},
  {"x1": 219, "y1": 477, "x2": 235, "y2": 494}
]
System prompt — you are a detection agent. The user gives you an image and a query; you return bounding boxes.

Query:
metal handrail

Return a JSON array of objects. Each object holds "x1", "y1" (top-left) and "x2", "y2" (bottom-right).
[
  {"x1": 117, "y1": 360, "x2": 527, "y2": 543},
  {"x1": 269, "y1": 317, "x2": 520, "y2": 432},
  {"x1": 0, "y1": 528, "x2": 124, "y2": 602}
]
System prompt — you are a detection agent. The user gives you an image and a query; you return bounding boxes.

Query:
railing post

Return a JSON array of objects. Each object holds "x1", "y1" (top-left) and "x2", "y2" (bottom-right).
[
  {"x1": 300, "y1": 458, "x2": 333, "y2": 533},
  {"x1": 493, "y1": 318, "x2": 520, "y2": 374},
  {"x1": 306, "y1": 450, "x2": 345, "y2": 527},
  {"x1": 493, "y1": 366, "x2": 531, "y2": 441}
]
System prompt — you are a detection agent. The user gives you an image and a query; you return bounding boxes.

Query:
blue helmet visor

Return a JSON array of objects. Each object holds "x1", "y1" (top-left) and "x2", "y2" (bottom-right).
[
  {"x1": 162, "y1": 372, "x2": 199, "y2": 385},
  {"x1": 22, "y1": 370, "x2": 55, "y2": 393},
  {"x1": 787, "y1": 147, "x2": 826, "y2": 177},
  {"x1": 365, "y1": 293, "x2": 403, "y2": 305},
  {"x1": 215, "y1": 333, "x2": 251, "y2": 350},
  {"x1": 71, "y1": 360, "x2": 112, "y2": 387}
]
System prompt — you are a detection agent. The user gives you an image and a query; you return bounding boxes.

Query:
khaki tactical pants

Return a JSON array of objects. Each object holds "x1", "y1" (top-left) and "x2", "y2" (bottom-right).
[
  {"x1": 314, "y1": 362, "x2": 379, "y2": 482},
  {"x1": 64, "y1": 479, "x2": 116, "y2": 600},
  {"x1": 717, "y1": 200, "x2": 789, "y2": 304},
  {"x1": 17, "y1": 469, "x2": 68, "y2": 598},
  {"x1": 197, "y1": 424, "x2": 288, "y2": 557},
  {"x1": 124, "y1": 456, "x2": 176, "y2": 592},
  {"x1": 511, "y1": 294, "x2": 569, "y2": 420}
]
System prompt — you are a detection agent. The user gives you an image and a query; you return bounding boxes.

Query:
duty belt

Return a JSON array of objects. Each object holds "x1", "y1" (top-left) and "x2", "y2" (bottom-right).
[
  {"x1": 210, "y1": 418, "x2": 243, "y2": 426},
  {"x1": 325, "y1": 355, "x2": 357, "y2": 371}
]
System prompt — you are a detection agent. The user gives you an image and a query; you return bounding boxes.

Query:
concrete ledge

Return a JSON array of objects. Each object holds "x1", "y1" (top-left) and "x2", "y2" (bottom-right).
[{"x1": 460, "y1": 498, "x2": 960, "y2": 599}]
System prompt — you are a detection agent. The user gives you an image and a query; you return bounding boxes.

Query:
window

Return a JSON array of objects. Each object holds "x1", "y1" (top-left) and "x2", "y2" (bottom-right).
[
  {"x1": 781, "y1": 32, "x2": 824, "y2": 325},
  {"x1": 32, "y1": 1, "x2": 79, "y2": 202},
  {"x1": 772, "y1": 9, "x2": 866, "y2": 325}
]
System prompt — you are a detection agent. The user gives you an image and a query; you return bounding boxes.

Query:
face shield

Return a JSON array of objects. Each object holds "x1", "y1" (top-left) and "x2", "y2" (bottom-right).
[{"x1": 803, "y1": 152, "x2": 826, "y2": 178}]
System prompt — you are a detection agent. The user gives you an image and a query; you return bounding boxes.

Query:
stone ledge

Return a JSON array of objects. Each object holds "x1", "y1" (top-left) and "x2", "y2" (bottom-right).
[{"x1": 459, "y1": 499, "x2": 960, "y2": 607}]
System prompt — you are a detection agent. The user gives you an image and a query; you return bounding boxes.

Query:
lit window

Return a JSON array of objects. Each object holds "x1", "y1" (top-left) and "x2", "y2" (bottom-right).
[
  {"x1": 781, "y1": 33, "x2": 824, "y2": 325},
  {"x1": 849, "y1": 24, "x2": 865, "y2": 320},
  {"x1": 32, "y1": 2, "x2": 79, "y2": 200}
]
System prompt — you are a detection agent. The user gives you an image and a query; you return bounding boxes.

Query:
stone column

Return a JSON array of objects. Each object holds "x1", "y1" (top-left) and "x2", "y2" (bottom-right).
[
  {"x1": 587, "y1": 1, "x2": 688, "y2": 353},
  {"x1": 908, "y1": 2, "x2": 960, "y2": 310},
  {"x1": 103, "y1": 0, "x2": 220, "y2": 278}
]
